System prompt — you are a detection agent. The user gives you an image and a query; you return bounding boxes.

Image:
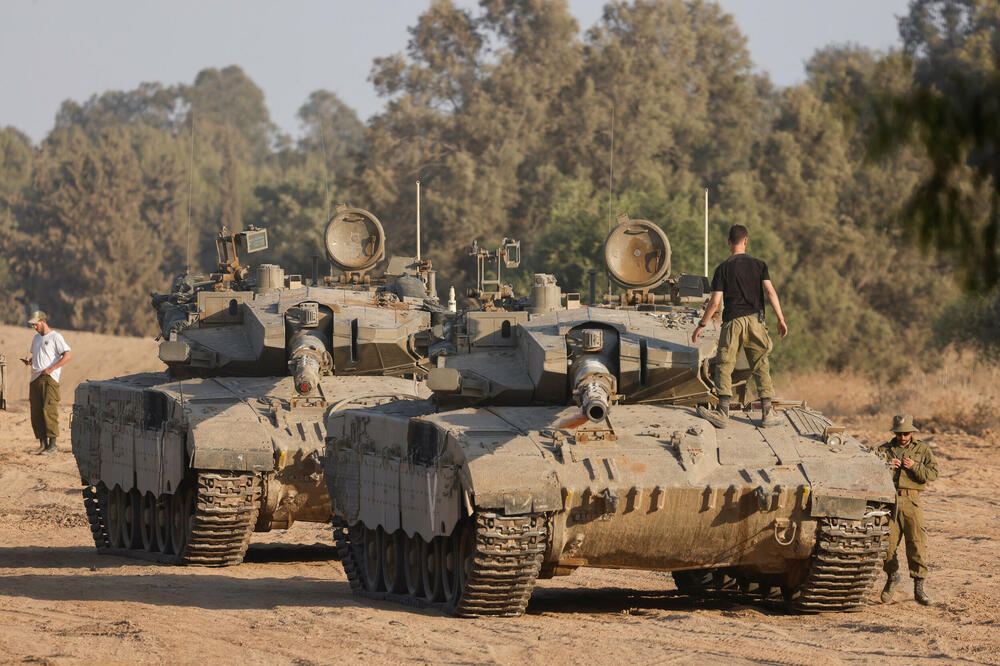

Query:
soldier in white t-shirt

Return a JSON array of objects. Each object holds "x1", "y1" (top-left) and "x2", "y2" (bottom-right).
[{"x1": 21, "y1": 311, "x2": 71, "y2": 455}]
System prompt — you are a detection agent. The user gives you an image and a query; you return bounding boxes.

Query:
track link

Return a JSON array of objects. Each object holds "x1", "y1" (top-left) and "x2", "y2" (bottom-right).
[
  {"x1": 82, "y1": 485, "x2": 111, "y2": 549},
  {"x1": 455, "y1": 512, "x2": 545, "y2": 617},
  {"x1": 335, "y1": 512, "x2": 546, "y2": 617},
  {"x1": 182, "y1": 472, "x2": 262, "y2": 566},
  {"x1": 791, "y1": 508, "x2": 890, "y2": 612},
  {"x1": 85, "y1": 472, "x2": 261, "y2": 566}
]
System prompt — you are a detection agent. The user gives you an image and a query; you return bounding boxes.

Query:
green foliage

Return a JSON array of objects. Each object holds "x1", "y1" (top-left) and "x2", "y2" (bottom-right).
[
  {"x1": 870, "y1": 0, "x2": 1000, "y2": 293},
  {"x1": 12, "y1": 126, "x2": 186, "y2": 335},
  {"x1": 934, "y1": 287, "x2": 1000, "y2": 359}
]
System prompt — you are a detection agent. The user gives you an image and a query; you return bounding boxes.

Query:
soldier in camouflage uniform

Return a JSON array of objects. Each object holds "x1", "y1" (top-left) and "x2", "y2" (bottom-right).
[{"x1": 876, "y1": 414, "x2": 938, "y2": 605}]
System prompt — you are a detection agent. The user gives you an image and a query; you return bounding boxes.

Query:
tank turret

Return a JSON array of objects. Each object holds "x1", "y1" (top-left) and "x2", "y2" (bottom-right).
[{"x1": 324, "y1": 214, "x2": 894, "y2": 618}]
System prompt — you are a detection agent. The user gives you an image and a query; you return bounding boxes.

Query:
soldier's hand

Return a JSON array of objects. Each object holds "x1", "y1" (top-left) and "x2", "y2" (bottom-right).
[
  {"x1": 902, "y1": 457, "x2": 915, "y2": 470},
  {"x1": 890, "y1": 457, "x2": 902, "y2": 469},
  {"x1": 777, "y1": 320, "x2": 788, "y2": 338}
]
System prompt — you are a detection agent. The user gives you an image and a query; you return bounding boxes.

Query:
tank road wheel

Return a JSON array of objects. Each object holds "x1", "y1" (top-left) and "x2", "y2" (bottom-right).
[
  {"x1": 106, "y1": 486, "x2": 125, "y2": 549},
  {"x1": 420, "y1": 535, "x2": 444, "y2": 603},
  {"x1": 382, "y1": 530, "x2": 406, "y2": 594},
  {"x1": 122, "y1": 489, "x2": 142, "y2": 550},
  {"x1": 170, "y1": 487, "x2": 192, "y2": 556},
  {"x1": 154, "y1": 494, "x2": 172, "y2": 554},
  {"x1": 672, "y1": 569, "x2": 713, "y2": 596},
  {"x1": 361, "y1": 527, "x2": 385, "y2": 592},
  {"x1": 440, "y1": 525, "x2": 463, "y2": 608},
  {"x1": 403, "y1": 534, "x2": 425, "y2": 598},
  {"x1": 139, "y1": 492, "x2": 157, "y2": 552}
]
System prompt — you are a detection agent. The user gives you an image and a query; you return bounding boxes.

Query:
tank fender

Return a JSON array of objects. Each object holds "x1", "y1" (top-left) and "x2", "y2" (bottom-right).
[
  {"x1": 455, "y1": 433, "x2": 562, "y2": 515},
  {"x1": 188, "y1": 417, "x2": 273, "y2": 471},
  {"x1": 802, "y1": 458, "x2": 895, "y2": 519},
  {"x1": 810, "y1": 492, "x2": 869, "y2": 520}
]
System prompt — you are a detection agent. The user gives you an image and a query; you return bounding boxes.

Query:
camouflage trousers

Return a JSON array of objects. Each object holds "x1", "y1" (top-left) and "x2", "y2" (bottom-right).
[
  {"x1": 29, "y1": 375, "x2": 61, "y2": 439},
  {"x1": 884, "y1": 491, "x2": 929, "y2": 579},
  {"x1": 714, "y1": 314, "x2": 774, "y2": 399}
]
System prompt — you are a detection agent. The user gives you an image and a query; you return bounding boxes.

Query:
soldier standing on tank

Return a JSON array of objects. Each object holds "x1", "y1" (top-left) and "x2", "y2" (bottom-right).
[
  {"x1": 692, "y1": 224, "x2": 788, "y2": 428},
  {"x1": 20, "y1": 311, "x2": 71, "y2": 455},
  {"x1": 877, "y1": 414, "x2": 938, "y2": 606}
]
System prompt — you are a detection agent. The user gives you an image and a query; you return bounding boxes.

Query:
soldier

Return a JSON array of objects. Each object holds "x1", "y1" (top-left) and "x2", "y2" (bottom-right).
[
  {"x1": 692, "y1": 224, "x2": 788, "y2": 428},
  {"x1": 877, "y1": 414, "x2": 938, "y2": 605},
  {"x1": 21, "y1": 311, "x2": 72, "y2": 455}
]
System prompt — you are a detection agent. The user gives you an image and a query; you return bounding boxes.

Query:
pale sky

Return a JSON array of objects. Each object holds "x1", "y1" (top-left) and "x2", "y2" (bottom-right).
[{"x1": 1, "y1": 0, "x2": 910, "y2": 144}]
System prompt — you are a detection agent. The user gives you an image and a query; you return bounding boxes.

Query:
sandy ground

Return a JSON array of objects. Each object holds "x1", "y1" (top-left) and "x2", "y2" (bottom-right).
[{"x1": 0, "y1": 328, "x2": 998, "y2": 664}]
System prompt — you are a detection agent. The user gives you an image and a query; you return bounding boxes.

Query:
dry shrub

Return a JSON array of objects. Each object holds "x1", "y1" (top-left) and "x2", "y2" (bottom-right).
[{"x1": 781, "y1": 351, "x2": 999, "y2": 435}]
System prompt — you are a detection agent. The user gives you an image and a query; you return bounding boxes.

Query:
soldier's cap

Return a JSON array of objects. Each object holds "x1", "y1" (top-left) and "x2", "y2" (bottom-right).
[
  {"x1": 27, "y1": 310, "x2": 47, "y2": 325},
  {"x1": 891, "y1": 413, "x2": 916, "y2": 433}
]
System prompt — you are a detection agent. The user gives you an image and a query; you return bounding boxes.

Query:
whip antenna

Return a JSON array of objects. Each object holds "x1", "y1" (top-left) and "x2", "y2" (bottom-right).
[
  {"x1": 607, "y1": 105, "x2": 615, "y2": 232},
  {"x1": 185, "y1": 113, "x2": 196, "y2": 274},
  {"x1": 319, "y1": 122, "x2": 331, "y2": 222},
  {"x1": 704, "y1": 188, "x2": 709, "y2": 277}
]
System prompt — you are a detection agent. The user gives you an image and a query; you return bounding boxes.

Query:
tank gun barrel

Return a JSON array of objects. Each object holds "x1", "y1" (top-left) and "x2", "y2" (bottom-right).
[
  {"x1": 572, "y1": 356, "x2": 615, "y2": 422},
  {"x1": 288, "y1": 330, "x2": 332, "y2": 394}
]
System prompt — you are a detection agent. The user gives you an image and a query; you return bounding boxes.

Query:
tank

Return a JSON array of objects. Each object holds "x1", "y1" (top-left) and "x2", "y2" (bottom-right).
[
  {"x1": 70, "y1": 206, "x2": 435, "y2": 565},
  {"x1": 323, "y1": 217, "x2": 894, "y2": 616}
]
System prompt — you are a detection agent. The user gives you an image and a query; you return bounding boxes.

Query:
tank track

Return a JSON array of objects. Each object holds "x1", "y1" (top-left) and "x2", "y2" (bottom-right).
[
  {"x1": 791, "y1": 507, "x2": 891, "y2": 612},
  {"x1": 672, "y1": 506, "x2": 890, "y2": 612},
  {"x1": 334, "y1": 512, "x2": 546, "y2": 617},
  {"x1": 333, "y1": 518, "x2": 363, "y2": 591},
  {"x1": 83, "y1": 472, "x2": 261, "y2": 566},
  {"x1": 183, "y1": 472, "x2": 262, "y2": 566},
  {"x1": 82, "y1": 485, "x2": 111, "y2": 549}
]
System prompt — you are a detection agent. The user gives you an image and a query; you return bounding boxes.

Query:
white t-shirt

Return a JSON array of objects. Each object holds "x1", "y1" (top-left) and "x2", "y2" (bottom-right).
[{"x1": 30, "y1": 330, "x2": 71, "y2": 383}]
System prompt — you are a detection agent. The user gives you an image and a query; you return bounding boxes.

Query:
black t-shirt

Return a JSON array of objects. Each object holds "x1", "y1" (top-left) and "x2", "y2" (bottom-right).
[{"x1": 710, "y1": 254, "x2": 770, "y2": 322}]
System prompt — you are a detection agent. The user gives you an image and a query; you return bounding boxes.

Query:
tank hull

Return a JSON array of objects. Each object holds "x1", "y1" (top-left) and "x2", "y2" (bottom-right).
[
  {"x1": 325, "y1": 403, "x2": 894, "y2": 614},
  {"x1": 72, "y1": 372, "x2": 427, "y2": 565}
]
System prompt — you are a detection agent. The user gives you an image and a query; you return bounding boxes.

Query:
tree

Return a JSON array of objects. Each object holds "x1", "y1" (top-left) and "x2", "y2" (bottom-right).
[
  {"x1": 297, "y1": 90, "x2": 366, "y2": 191},
  {"x1": 871, "y1": 0, "x2": 1000, "y2": 292},
  {"x1": 14, "y1": 126, "x2": 186, "y2": 335}
]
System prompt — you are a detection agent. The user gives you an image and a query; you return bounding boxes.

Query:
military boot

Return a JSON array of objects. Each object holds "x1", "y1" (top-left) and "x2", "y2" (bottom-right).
[
  {"x1": 697, "y1": 396, "x2": 730, "y2": 429},
  {"x1": 40, "y1": 437, "x2": 58, "y2": 455},
  {"x1": 761, "y1": 398, "x2": 783, "y2": 427},
  {"x1": 33, "y1": 438, "x2": 47, "y2": 454},
  {"x1": 880, "y1": 572, "x2": 900, "y2": 603},
  {"x1": 914, "y1": 578, "x2": 934, "y2": 606}
]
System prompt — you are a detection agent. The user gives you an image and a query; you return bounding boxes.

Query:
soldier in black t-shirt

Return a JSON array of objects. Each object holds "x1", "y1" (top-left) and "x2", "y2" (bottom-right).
[{"x1": 692, "y1": 224, "x2": 788, "y2": 428}]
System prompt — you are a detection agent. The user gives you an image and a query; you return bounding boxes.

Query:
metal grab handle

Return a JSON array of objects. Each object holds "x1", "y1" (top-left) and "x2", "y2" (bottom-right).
[{"x1": 774, "y1": 520, "x2": 798, "y2": 546}]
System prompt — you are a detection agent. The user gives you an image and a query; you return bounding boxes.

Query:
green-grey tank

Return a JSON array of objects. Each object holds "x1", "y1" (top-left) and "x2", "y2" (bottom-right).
[
  {"x1": 323, "y1": 217, "x2": 894, "y2": 616},
  {"x1": 71, "y1": 206, "x2": 435, "y2": 565}
]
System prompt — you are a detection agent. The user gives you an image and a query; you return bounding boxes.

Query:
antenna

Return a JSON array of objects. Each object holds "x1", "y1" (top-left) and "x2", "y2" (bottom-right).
[
  {"x1": 606, "y1": 105, "x2": 615, "y2": 300},
  {"x1": 704, "y1": 188, "x2": 709, "y2": 277},
  {"x1": 319, "y1": 123, "x2": 331, "y2": 223},
  {"x1": 607, "y1": 105, "x2": 615, "y2": 233},
  {"x1": 416, "y1": 180, "x2": 421, "y2": 262},
  {"x1": 185, "y1": 113, "x2": 196, "y2": 274}
]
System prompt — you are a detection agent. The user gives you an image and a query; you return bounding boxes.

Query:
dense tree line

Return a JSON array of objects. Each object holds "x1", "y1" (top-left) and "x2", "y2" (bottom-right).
[{"x1": 0, "y1": 0, "x2": 995, "y2": 374}]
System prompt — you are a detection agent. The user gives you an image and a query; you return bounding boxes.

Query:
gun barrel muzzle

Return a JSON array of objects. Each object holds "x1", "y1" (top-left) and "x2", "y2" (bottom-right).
[{"x1": 572, "y1": 356, "x2": 615, "y2": 422}]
